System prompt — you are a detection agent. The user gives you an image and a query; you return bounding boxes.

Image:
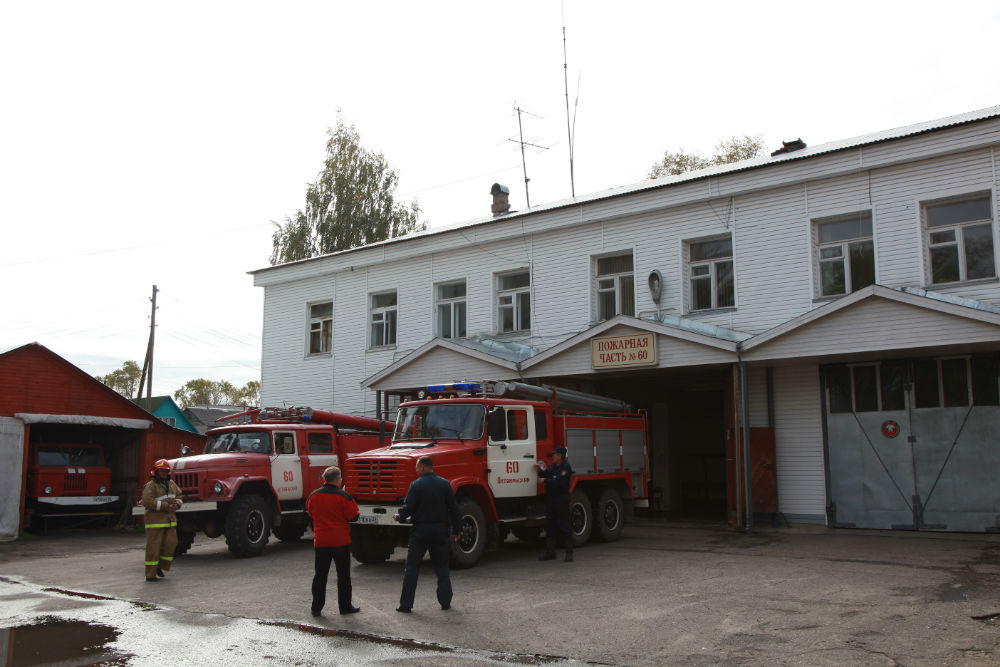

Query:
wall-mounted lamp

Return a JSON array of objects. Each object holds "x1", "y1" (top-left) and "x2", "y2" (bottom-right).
[{"x1": 648, "y1": 270, "x2": 663, "y2": 305}]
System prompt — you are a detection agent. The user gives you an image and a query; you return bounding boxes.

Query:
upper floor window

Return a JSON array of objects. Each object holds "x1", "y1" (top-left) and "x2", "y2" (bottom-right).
[
  {"x1": 596, "y1": 253, "x2": 635, "y2": 320},
  {"x1": 308, "y1": 302, "x2": 333, "y2": 354},
  {"x1": 436, "y1": 281, "x2": 467, "y2": 339},
  {"x1": 923, "y1": 193, "x2": 996, "y2": 284},
  {"x1": 688, "y1": 236, "x2": 734, "y2": 311},
  {"x1": 159, "y1": 416, "x2": 176, "y2": 427},
  {"x1": 497, "y1": 270, "x2": 530, "y2": 333},
  {"x1": 815, "y1": 212, "x2": 875, "y2": 297},
  {"x1": 369, "y1": 291, "x2": 397, "y2": 348}
]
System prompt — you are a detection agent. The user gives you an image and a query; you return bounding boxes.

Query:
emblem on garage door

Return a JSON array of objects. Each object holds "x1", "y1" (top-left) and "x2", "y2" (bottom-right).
[{"x1": 881, "y1": 420, "x2": 900, "y2": 438}]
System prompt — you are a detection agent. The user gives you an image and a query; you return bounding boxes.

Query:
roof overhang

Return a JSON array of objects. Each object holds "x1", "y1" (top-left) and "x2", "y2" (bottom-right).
[
  {"x1": 14, "y1": 413, "x2": 153, "y2": 429},
  {"x1": 362, "y1": 338, "x2": 521, "y2": 391},
  {"x1": 739, "y1": 285, "x2": 1000, "y2": 362}
]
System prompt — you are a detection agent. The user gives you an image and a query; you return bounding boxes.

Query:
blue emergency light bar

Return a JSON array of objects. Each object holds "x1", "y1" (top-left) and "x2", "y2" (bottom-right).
[{"x1": 425, "y1": 382, "x2": 481, "y2": 393}]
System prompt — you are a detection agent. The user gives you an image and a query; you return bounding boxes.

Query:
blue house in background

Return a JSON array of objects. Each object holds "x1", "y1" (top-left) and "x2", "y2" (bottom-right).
[{"x1": 132, "y1": 396, "x2": 198, "y2": 433}]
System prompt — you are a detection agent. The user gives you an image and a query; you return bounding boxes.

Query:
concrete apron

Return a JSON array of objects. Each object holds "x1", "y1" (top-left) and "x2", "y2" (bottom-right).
[{"x1": 1, "y1": 519, "x2": 999, "y2": 665}]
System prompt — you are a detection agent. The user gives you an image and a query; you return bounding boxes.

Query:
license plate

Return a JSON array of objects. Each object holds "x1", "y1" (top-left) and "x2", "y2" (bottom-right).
[{"x1": 357, "y1": 515, "x2": 379, "y2": 524}]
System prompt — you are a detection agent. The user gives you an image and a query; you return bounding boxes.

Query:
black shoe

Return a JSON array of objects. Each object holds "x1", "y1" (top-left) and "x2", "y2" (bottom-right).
[
  {"x1": 340, "y1": 606, "x2": 360, "y2": 615},
  {"x1": 145, "y1": 577, "x2": 158, "y2": 582},
  {"x1": 538, "y1": 551, "x2": 556, "y2": 561},
  {"x1": 440, "y1": 603, "x2": 451, "y2": 610},
  {"x1": 310, "y1": 609, "x2": 322, "y2": 617},
  {"x1": 396, "y1": 606, "x2": 412, "y2": 613},
  {"x1": 156, "y1": 568, "x2": 165, "y2": 578},
  {"x1": 564, "y1": 551, "x2": 574, "y2": 562}
]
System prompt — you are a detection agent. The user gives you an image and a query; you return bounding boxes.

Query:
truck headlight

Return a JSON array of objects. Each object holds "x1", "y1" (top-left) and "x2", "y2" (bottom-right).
[
  {"x1": 98, "y1": 485, "x2": 107, "y2": 494},
  {"x1": 43, "y1": 485, "x2": 53, "y2": 495},
  {"x1": 213, "y1": 482, "x2": 224, "y2": 495}
]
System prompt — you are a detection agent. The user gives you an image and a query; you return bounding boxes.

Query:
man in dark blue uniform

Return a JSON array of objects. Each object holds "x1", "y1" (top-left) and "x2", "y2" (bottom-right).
[
  {"x1": 537, "y1": 446, "x2": 574, "y2": 562},
  {"x1": 393, "y1": 456, "x2": 462, "y2": 612}
]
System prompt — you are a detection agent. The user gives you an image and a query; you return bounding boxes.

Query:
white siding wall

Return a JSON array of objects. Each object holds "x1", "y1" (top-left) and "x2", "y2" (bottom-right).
[{"x1": 773, "y1": 364, "x2": 826, "y2": 522}]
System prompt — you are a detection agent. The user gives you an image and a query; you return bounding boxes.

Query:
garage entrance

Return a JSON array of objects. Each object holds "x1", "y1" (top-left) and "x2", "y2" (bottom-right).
[
  {"x1": 538, "y1": 367, "x2": 731, "y2": 521},
  {"x1": 823, "y1": 354, "x2": 1000, "y2": 531}
]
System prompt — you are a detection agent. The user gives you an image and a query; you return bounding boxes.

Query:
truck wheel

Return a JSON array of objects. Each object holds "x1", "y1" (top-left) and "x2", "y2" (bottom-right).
[
  {"x1": 594, "y1": 488, "x2": 624, "y2": 542},
  {"x1": 350, "y1": 526, "x2": 394, "y2": 564},
  {"x1": 272, "y1": 521, "x2": 307, "y2": 543},
  {"x1": 570, "y1": 489, "x2": 593, "y2": 547},
  {"x1": 224, "y1": 495, "x2": 271, "y2": 558},
  {"x1": 511, "y1": 526, "x2": 543, "y2": 543},
  {"x1": 174, "y1": 529, "x2": 196, "y2": 556},
  {"x1": 450, "y1": 498, "x2": 486, "y2": 569}
]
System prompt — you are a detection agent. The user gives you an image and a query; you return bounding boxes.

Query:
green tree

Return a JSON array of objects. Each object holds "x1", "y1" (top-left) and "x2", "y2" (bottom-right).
[
  {"x1": 649, "y1": 135, "x2": 765, "y2": 179},
  {"x1": 174, "y1": 379, "x2": 237, "y2": 408},
  {"x1": 233, "y1": 380, "x2": 260, "y2": 407},
  {"x1": 95, "y1": 360, "x2": 142, "y2": 398},
  {"x1": 271, "y1": 115, "x2": 424, "y2": 265}
]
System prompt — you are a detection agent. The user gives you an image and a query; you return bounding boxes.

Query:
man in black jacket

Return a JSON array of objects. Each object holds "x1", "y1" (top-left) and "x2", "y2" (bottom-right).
[
  {"x1": 393, "y1": 456, "x2": 462, "y2": 612},
  {"x1": 537, "y1": 446, "x2": 574, "y2": 562}
]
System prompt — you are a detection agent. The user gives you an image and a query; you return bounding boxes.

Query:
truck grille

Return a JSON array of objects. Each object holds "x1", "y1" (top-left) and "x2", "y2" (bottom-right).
[
  {"x1": 64, "y1": 473, "x2": 87, "y2": 491},
  {"x1": 173, "y1": 471, "x2": 199, "y2": 492},
  {"x1": 349, "y1": 459, "x2": 404, "y2": 498}
]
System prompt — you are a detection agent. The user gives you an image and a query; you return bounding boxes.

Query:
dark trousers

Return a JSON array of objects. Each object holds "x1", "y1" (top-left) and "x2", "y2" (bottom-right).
[
  {"x1": 399, "y1": 524, "x2": 452, "y2": 609},
  {"x1": 545, "y1": 496, "x2": 572, "y2": 551},
  {"x1": 312, "y1": 544, "x2": 352, "y2": 613}
]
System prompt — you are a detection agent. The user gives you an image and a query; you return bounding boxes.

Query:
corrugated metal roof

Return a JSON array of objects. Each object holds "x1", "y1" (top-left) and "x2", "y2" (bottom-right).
[
  {"x1": 896, "y1": 286, "x2": 1000, "y2": 316},
  {"x1": 447, "y1": 336, "x2": 540, "y2": 363},
  {"x1": 648, "y1": 313, "x2": 752, "y2": 343},
  {"x1": 254, "y1": 105, "x2": 1000, "y2": 274}
]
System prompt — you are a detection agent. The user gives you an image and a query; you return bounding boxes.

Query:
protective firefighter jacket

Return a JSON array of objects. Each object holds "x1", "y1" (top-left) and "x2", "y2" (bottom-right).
[
  {"x1": 141, "y1": 477, "x2": 184, "y2": 528},
  {"x1": 307, "y1": 484, "x2": 359, "y2": 547}
]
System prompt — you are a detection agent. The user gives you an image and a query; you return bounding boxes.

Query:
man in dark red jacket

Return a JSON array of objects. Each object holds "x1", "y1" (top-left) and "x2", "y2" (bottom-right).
[{"x1": 306, "y1": 466, "x2": 360, "y2": 616}]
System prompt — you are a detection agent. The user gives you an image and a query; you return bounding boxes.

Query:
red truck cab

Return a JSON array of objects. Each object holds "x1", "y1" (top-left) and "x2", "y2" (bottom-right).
[{"x1": 26, "y1": 443, "x2": 118, "y2": 517}]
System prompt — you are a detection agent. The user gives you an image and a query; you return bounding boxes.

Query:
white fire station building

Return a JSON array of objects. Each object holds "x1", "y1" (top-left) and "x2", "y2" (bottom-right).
[{"x1": 252, "y1": 106, "x2": 1000, "y2": 532}]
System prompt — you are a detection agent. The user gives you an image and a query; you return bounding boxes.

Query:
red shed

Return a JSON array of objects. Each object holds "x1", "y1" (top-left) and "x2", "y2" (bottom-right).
[{"x1": 0, "y1": 343, "x2": 206, "y2": 538}]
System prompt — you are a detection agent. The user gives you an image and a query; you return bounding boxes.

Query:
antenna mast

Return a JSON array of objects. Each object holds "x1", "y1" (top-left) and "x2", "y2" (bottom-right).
[
  {"x1": 563, "y1": 24, "x2": 576, "y2": 198},
  {"x1": 509, "y1": 105, "x2": 549, "y2": 209}
]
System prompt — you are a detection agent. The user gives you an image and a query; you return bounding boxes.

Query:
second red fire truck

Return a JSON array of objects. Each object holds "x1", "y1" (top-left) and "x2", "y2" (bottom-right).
[{"x1": 343, "y1": 381, "x2": 649, "y2": 568}]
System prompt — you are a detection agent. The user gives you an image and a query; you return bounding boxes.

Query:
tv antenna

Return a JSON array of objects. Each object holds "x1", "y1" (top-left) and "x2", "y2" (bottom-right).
[{"x1": 509, "y1": 104, "x2": 550, "y2": 208}]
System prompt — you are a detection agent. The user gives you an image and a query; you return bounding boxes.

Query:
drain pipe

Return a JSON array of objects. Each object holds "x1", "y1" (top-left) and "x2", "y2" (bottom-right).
[{"x1": 737, "y1": 345, "x2": 753, "y2": 535}]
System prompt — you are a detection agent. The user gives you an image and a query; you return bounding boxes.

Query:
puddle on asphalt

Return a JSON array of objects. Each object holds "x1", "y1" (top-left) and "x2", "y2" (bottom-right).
[{"x1": 0, "y1": 617, "x2": 130, "y2": 666}]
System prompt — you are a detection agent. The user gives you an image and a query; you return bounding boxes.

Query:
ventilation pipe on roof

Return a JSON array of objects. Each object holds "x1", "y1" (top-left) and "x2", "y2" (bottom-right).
[{"x1": 491, "y1": 183, "x2": 511, "y2": 216}]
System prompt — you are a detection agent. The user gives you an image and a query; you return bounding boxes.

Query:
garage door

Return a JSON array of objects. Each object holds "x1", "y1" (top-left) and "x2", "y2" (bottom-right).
[
  {"x1": 0, "y1": 417, "x2": 25, "y2": 539},
  {"x1": 824, "y1": 356, "x2": 1000, "y2": 532}
]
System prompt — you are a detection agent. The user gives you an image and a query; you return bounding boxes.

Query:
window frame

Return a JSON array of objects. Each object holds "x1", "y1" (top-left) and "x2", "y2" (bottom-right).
[
  {"x1": 369, "y1": 290, "x2": 398, "y2": 349},
  {"x1": 813, "y1": 211, "x2": 876, "y2": 298},
  {"x1": 686, "y1": 235, "x2": 735, "y2": 312},
  {"x1": 594, "y1": 252, "x2": 636, "y2": 321},
  {"x1": 307, "y1": 301, "x2": 333, "y2": 356},
  {"x1": 921, "y1": 191, "x2": 997, "y2": 285},
  {"x1": 496, "y1": 269, "x2": 531, "y2": 334},
  {"x1": 435, "y1": 280, "x2": 467, "y2": 339}
]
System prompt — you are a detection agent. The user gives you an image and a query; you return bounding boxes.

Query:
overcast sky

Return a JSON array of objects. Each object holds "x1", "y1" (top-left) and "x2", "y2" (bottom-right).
[{"x1": 3, "y1": 1, "x2": 1000, "y2": 400}]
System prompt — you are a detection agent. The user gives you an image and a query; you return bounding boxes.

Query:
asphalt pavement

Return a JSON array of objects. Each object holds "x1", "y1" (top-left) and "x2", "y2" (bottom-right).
[{"x1": 1, "y1": 518, "x2": 999, "y2": 665}]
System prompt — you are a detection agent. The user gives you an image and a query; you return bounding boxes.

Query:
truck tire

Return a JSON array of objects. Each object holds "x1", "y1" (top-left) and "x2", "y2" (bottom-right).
[
  {"x1": 350, "y1": 526, "x2": 395, "y2": 564},
  {"x1": 450, "y1": 498, "x2": 486, "y2": 569},
  {"x1": 594, "y1": 488, "x2": 624, "y2": 542},
  {"x1": 174, "y1": 529, "x2": 196, "y2": 556},
  {"x1": 272, "y1": 520, "x2": 307, "y2": 543},
  {"x1": 570, "y1": 489, "x2": 593, "y2": 547},
  {"x1": 511, "y1": 526, "x2": 543, "y2": 543},
  {"x1": 224, "y1": 495, "x2": 271, "y2": 558}
]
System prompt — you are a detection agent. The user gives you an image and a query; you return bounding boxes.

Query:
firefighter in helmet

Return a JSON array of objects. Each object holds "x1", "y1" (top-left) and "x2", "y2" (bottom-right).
[{"x1": 141, "y1": 459, "x2": 183, "y2": 582}]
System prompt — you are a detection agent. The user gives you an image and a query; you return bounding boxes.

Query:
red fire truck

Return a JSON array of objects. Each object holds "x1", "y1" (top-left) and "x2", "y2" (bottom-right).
[
  {"x1": 343, "y1": 381, "x2": 649, "y2": 568},
  {"x1": 26, "y1": 443, "x2": 118, "y2": 525},
  {"x1": 143, "y1": 407, "x2": 390, "y2": 558}
]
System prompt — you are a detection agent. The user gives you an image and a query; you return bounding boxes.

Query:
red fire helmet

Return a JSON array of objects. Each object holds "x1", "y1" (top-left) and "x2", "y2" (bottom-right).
[{"x1": 150, "y1": 459, "x2": 171, "y2": 476}]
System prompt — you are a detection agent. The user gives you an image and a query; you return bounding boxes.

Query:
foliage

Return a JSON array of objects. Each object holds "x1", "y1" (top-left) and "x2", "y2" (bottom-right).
[
  {"x1": 95, "y1": 360, "x2": 142, "y2": 398},
  {"x1": 270, "y1": 114, "x2": 424, "y2": 265},
  {"x1": 173, "y1": 379, "x2": 259, "y2": 409},
  {"x1": 649, "y1": 135, "x2": 765, "y2": 179}
]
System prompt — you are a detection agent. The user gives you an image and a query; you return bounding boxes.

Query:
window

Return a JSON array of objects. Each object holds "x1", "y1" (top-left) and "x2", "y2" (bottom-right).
[
  {"x1": 815, "y1": 212, "x2": 875, "y2": 297},
  {"x1": 436, "y1": 281, "x2": 467, "y2": 339},
  {"x1": 923, "y1": 193, "x2": 996, "y2": 284},
  {"x1": 308, "y1": 302, "x2": 333, "y2": 354},
  {"x1": 369, "y1": 291, "x2": 397, "y2": 347},
  {"x1": 159, "y1": 416, "x2": 176, "y2": 427},
  {"x1": 596, "y1": 253, "x2": 635, "y2": 320},
  {"x1": 307, "y1": 433, "x2": 333, "y2": 454},
  {"x1": 688, "y1": 236, "x2": 734, "y2": 311},
  {"x1": 497, "y1": 270, "x2": 530, "y2": 333}
]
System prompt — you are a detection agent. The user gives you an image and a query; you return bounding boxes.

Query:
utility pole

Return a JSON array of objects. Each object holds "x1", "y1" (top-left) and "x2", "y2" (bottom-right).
[
  {"x1": 562, "y1": 25, "x2": 576, "y2": 198},
  {"x1": 136, "y1": 285, "x2": 158, "y2": 409}
]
